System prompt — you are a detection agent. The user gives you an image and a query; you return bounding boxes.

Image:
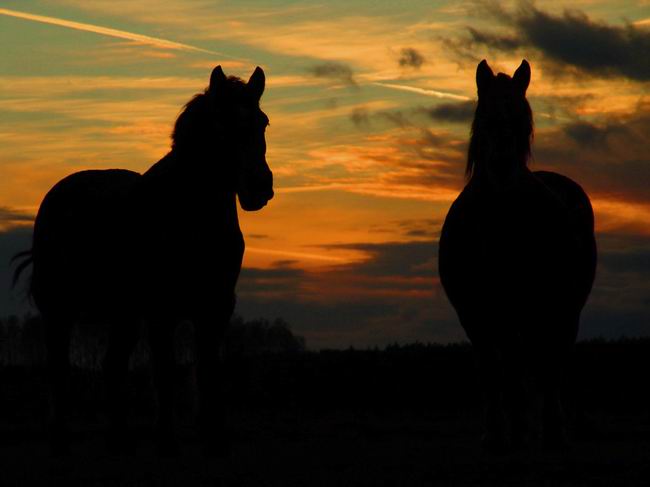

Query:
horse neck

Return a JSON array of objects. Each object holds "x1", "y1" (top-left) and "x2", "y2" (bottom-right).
[
  {"x1": 140, "y1": 150, "x2": 239, "y2": 224},
  {"x1": 471, "y1": 154, "x2": 530, "y2": 193}
]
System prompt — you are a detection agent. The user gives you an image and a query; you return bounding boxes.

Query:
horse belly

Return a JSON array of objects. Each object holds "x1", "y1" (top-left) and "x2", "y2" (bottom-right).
[{"x1": 141, "y1": 227, "x2": 244, "y2": 316}]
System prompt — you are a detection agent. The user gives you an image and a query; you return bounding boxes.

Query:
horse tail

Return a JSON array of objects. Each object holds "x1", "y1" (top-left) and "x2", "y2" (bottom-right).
[{"x1": 11, "y1": 249, "x2": 33, "y2": 289}]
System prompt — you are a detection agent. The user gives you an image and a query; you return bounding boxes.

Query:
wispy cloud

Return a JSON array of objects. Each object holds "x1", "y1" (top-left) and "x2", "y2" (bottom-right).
[
  {"x1": 246, "y1": 246, "x2": 349, "y2": 263},
  {"x1": 0, "y1": 7, "x2": 231, "y2": 57},
  {"x1": 373, "y1": 82, "x2": 470, "y2": 101}
]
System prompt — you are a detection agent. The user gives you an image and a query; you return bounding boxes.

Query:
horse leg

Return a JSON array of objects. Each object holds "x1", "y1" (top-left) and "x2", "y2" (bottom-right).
[
  {"x1": 478, "y1": 344, "x2": 509, "y2": 452},
  {"x1": 463, "y1": 315, "x2": 509, "y2": 452},
  {"x1": 149, "y1": 319, "x2": 179, "y2": 456},
  {"x1": 103, "y1": 321, "x2": 139, "y2": 454},
  {"x1": 502, "y1": 339, "x2": 531, "y2": 449},
  {"x1": 44, "y1": 312, "x2": 72, "y2": 456},
  {"x1": 541, "y1": 342, "x2": 571, "y2": 450},
  {"x1": 194, "y1": 302, "x2": 232, "y2": 456}
]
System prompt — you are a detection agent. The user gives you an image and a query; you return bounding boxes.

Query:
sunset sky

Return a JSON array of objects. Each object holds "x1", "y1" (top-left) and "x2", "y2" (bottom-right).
[{"x1": 1, "y1": 0, "x2": 648, "y2": 349}]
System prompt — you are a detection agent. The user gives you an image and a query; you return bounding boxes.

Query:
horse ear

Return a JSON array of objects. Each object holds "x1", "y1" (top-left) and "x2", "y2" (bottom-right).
[
  {"x1": 247, "y1": 66, "x2": 265, "y2": 101},
  {"x1": 513, "y1": 59, "x2": 530, "y2": 94},
  {"x1": 476, "y1": 59, "x2": 494, "y2": 97},
  {"x1": 209, "y1": 65, "x2": 228, "y2": 93}
]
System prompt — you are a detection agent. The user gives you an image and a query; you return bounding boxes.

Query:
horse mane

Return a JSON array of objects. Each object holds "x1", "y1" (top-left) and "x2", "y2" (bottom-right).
[
  {"x1": 171, "y1": 75, "x2": 248, "y2": 150},
  {"x1": 465, "y1": 76, "x2": 534, "y2": 179}
]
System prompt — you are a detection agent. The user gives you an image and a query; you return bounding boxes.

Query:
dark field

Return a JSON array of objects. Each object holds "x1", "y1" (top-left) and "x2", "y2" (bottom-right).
[{"x1": 2, "y1": 321, "x2": 650, "y2": 486}]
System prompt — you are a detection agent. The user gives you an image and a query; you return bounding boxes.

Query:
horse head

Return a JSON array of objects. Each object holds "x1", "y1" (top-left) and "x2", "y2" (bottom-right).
[
  {"x1": 208, "y1": 65, "x2": 274, "y2": 211},
  {"x1": 467, "y1": 59, "x2": 533, "y2": 179}
]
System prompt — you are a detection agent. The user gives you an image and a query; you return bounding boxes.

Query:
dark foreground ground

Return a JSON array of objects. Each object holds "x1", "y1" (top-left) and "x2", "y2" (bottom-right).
[{"x1": 2, "y1": 341, "x2": 650, "y2": 486}]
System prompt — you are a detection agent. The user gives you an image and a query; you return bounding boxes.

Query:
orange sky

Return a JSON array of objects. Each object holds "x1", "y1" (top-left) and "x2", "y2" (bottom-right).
[{"x1": 1, "y1": 1, "x2": 649, "y2": 348}]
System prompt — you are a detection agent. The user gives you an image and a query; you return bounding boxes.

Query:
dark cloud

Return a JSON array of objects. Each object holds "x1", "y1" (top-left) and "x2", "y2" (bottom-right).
[
  {"x1": 398, "y1": 48, "x2": 426, "y2": 69},
  {"x1": 351, "y1": 101, "x2": 476, "y2": 132},
  {"x1": 467, "y1": 27, "x2": 521, "y2": 52},
  {"x1": 350, "y1": 107, "x2": 371, "y2": 128},
  {"x1": 308, "y1": 62, "x2": 357, "y2": 86},
  {"x1": 426, "y1": 100, "x2": 476, "y2": 123},
  {"x1": 238, "y1": 228, "x2": 650, "y2": 348},
  {"x1": 0, "y1": 206, "x2": 35, "y2": 228},
  {"x1": 396, "y1": 218, "x2": 443, "y2": 239},
  {"x1": 2, "y1": 222, "x2": 648, "y2": 349},
  {"x1": 563, "y1": 121, "x2": 630, "y2": 149},
  {"x1": 578, "y1": 231, "x2": 650, "y2": 339},
  {"x1": 349, "y1": 107, "x2": 414, "y2": 129},
  {"x1": 241, "y1": 265, "x2": 305, "y2": 281},
  {"x1": 377, "y1": 110, "x2": 412, "y2": 128},
  {"x1": 599, "y1": 246, "x2": 650, "y2": 276},
  {"x1": 534, "y1": 103, "x2": 650, "y2": 203},
  {"x1": 0, "y1": 226, "x2": 34, "y2": 317},
  {"x1": 237, "y1": 238, "x2": 462, "y2": 349},
  {"x1": 324, "y1": 240, "x2": 438, "y2": 278},
  {"x1": 516, "y1": 5, "x2": 650, "y2": 81},
  {"x1": 365, "y1": 218, "x2": 442, "y2": 239},
  {"x1": 463, "y1": 2, "x2": 650, "y2": 81}
]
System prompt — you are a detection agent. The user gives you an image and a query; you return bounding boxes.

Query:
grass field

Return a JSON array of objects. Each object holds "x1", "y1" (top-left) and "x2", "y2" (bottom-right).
[{"x1": 2, "y1": 341, "x2": 650, "y2": 486}]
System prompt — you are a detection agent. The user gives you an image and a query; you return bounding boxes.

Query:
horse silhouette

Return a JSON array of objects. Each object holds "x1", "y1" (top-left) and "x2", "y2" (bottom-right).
[
  {"x1": 12, "y1": 65, "x2": 273, "y2": 455},
  {"x1": 438, "y1": 60, "x2": 596, "y2": 451}
]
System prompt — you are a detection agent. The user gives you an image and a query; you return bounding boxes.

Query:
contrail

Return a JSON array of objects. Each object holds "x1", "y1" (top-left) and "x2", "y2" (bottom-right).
[
  {"x1": 373, "y1": 82, "x2": 470, "y2": 101},
  {"x1": 0, "y1": 7, "x2": 231, "y2": 57}
]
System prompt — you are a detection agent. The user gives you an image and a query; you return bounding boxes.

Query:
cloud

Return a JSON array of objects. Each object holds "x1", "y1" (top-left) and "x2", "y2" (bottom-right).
[
  {"x1": 308, "y1": 62, "x2": 357, "y2": 87},
  {"x1": 534, "y1": 102, "x2": 650, "y2": 206},
  {"x1": 247, "y1": 246, "x2": 348, "y2": 263},
  {"x1": 349, "y1": 101, "x2": 476, "y2": 131},
  {"x1": 516, "y1": 5, "x2": 650, "y2": 81},
  {"x1": 0, "y1": 207, "x2": 35, "y2": 233},
  {"x1": 461, "y1": 2, "x2": 650, "y2": 81},
  {"x1": 237, "y1": 238, "x2": 462, "y2": 349},
  {"x1": 398, "y1": 48, "x2": 426, "y2": 69},
  {"x1": 349, "y1": 107, "x2": 413, "y2": 129},
  {"x1": 2, "y1": 221, "x2": 648, "y2": 349},
  {"x1": 238, "y1": 230, "x2": 650, "y2": 348},
  {"x1": 376, "y1": 110, "x2": 413, "y2": 129},
  {"x1": 426, "y1": 100, "x2": 476, "y2": 123},
  {"x1": 467, "y1": 27, "x2": 521, "y2": 52},
  {"x1": 350, "y1": 107, "x2": 371, "y2": 128},
  {"x1": 578, "y1": 231, "x2": 650, "y2": 338},
  {"x1": 0, "y1": 227, "x2": 34, "y2": 317},
  {"x1": 562, "y1": 120, "x2": 630, "y2": 149}
]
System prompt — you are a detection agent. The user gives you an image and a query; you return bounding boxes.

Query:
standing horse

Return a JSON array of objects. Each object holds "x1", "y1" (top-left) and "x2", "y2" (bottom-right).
[
  {"x1": 438, "y1": 60, "x2": 596, "y2": 450},
  {"x1": 13, "y1": 66, "x2": 273, "y2": 455}
]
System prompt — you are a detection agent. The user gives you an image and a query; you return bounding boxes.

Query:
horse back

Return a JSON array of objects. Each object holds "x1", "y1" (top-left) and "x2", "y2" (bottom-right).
[{"x1": 31, "y1": 169, "x2": 142, "y2": 314}]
